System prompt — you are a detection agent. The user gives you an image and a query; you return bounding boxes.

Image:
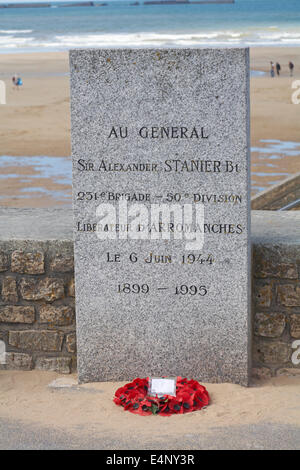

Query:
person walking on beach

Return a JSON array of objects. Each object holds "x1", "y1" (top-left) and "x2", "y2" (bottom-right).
[
  {"x1": 276, "y1": 62, "x2": 281, "y2": 76},
  {"x1": 270, "y1": 61, "x2": 275, "y2": 78},
  {"x1": 16, "y1": 75, "x2": 23, "y2": 90},
  {"x1": 12, "y1": 74, "x2": 17, "y2": 89},
  {"x1": 289, "y1": 61, "x2": 294, "y2": 77}
]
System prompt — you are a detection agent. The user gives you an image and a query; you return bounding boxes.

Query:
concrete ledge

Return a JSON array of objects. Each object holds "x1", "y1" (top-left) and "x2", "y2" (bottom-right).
[
  {"x1": 251, "y1": 210, "x2": 300, "y2": 245},
  {"x1": 251, "y1": 172, "x2": 300, "y2": 211},
  {"x1": 0, "y1": 208, "x2": 73, "y2": 241}
]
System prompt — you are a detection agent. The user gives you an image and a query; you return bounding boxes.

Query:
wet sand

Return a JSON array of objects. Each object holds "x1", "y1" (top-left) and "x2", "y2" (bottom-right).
[
  {"x1": 251, "y1": 140, "x2": 300, "y2": 195},
  {"x1": 0, "y1": 155, "x2": 72, "y2": 207},
  {"x1": 0, "y1": 48, "x2": 299, "y2": 207}
]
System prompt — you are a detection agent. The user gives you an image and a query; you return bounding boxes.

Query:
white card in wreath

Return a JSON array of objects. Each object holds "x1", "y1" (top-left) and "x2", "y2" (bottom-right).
[{"x1": 149, "y1": 377, "x2": 177, "y2": 397}]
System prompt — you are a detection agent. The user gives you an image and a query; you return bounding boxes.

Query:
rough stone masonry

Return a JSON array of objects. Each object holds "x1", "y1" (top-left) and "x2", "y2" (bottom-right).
[
  {"x1": 0, "y1": 237, "x2": 76, "y2": 374},
  {"x1": 69, "y1": 49, "x2": 251, "y2": 385}
]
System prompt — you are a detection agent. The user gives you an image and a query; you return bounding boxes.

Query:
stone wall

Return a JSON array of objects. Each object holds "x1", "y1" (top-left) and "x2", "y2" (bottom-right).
[
  {"x1": 0, "y1": 208, "x2": 300, "y2": 378},
  {"x1": 0, "y1": 240, "x2": 76, "y2": 373},
  {"x1": 252, "y1": 244, "x2": 300, "y2": 378}
]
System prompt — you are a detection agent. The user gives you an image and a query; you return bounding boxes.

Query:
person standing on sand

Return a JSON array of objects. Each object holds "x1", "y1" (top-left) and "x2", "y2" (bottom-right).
[
  {"x1": 270, "y1": 61, "x2": 275, "y2": 78},
  {"x1": 289, "y1": 61, "x2": 294, "y2": 77},
  {"x1": 276, "y1": 62, "x2": 281, "y2": 76},
  {"x1": 16, "y1": 75, "x2": 23, "y2": 90},
  {"x1": 12, "y1": 74, "x2": 17, "y2": 89}
]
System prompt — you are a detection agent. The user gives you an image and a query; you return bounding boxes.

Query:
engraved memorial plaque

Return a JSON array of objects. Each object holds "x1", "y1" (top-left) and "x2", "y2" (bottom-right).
[{"x1": 70, "y1": 48, "x2": 251, "y2": 385}]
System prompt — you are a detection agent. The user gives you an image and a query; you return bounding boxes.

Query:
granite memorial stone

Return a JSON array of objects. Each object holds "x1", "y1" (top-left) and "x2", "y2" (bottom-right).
[{"x1": 70, "y1": 48, "x2": 251, "y2": 385}]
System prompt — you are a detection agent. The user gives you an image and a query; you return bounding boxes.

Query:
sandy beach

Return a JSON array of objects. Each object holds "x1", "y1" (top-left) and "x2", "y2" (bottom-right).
[
  {"x1": 251, "y1": 48, "x2": 300, "y2": 145},
  {"x1": 0, "y1": 47, "x2": 299, "y2": 206},
  {"x1": 0, "y1": 370, "x2": 299, "y2": 449},
  {"x1": 0, "y1": 52, "x2": 70, "y2": 157}
]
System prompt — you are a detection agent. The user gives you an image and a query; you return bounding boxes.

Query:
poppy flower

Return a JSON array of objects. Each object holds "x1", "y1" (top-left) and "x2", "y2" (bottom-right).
[
  {"x1": 123, "y1": 400, "x2": 133, "y2": 411},
  {"x1": 168, "y1": 399, "x2": 183, "y2": 414},
  {"x1": 159, "y1": 403, "x2": 172, "y2": 416},
  {"x1": 141, "y1": 398, "x2": 153, "y2": 408}
]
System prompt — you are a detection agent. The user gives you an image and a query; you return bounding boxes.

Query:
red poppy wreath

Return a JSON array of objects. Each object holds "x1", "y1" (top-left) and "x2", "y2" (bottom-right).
[{"x1": 113, "y1": 377, "x2": 210, "y2": 416}]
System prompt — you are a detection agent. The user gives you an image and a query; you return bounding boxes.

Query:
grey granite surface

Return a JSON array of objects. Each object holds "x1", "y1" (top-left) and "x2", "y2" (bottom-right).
[{"x1": 70, "y1": 48, "x2": 251, "y2": 385}]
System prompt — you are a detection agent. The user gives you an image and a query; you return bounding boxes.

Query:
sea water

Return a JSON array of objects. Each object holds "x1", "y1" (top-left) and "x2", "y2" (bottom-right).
[{"x1": 0, "y1": 0, "x2": 299, "y2": 52}]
